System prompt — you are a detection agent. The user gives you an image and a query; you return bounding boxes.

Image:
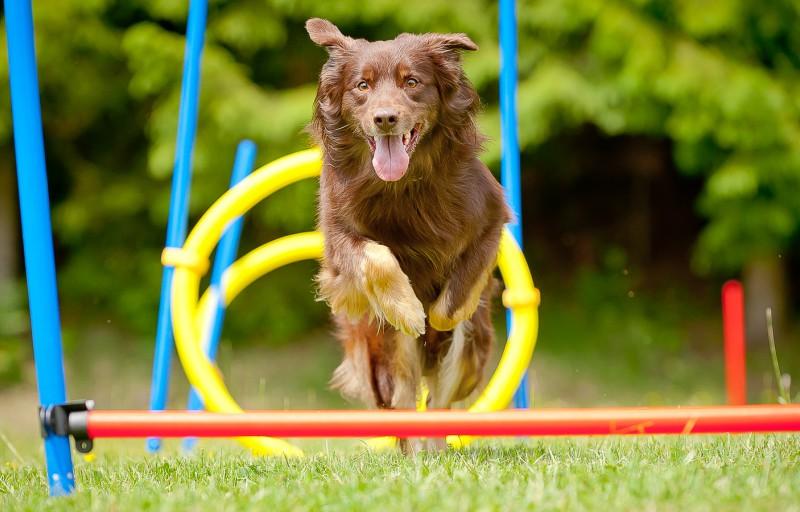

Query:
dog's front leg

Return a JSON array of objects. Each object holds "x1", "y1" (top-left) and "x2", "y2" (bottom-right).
[
  {"x1": 319, "y1": 232, "x2": 426, "y2": 337},
  {"x1": 429, "y1": 224, "x2": 503, "y2": 332}
]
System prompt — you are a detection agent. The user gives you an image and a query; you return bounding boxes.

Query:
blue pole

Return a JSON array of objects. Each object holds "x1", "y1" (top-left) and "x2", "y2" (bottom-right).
[
  {"x1": 499, "y1": 0, "x2": 530, "y2": 409},
  {"x1": 182, "y1": 140, "x2": 255, "y2": 451},
  {"x1": 147, "y1": 0, "x2": 208, "y2": 452},
  {"x1": 4, "y1": 0, "x2": 75, "y2": 495}
]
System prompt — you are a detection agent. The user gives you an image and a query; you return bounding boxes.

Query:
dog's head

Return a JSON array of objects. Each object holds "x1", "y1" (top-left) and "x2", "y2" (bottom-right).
[{"x1": 306, "y1": 18, "x2": 479, "y2": 182}]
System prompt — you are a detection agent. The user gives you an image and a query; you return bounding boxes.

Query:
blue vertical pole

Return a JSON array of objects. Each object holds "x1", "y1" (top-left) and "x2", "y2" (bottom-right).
[
  {"x1": 182, "y1": 140, "x2": 255, "y2": 451},
  {"x1": 499, "y1": 0, "x2": 530, "y2": 409},
  {"x1": 147, "y1": 0, "x2": 208, "y2": 452},
  {"x1": 4, "y1": 0, "x2": 76, "y2": 495}
]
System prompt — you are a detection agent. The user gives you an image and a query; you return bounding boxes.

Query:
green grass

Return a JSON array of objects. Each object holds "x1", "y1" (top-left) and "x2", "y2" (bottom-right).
[
  {"x1": 2, "y1": 436, "x2": 799, "y2": 511},
  {"x1": 2, "y1": 285, "x2": 799, "y2": 511}
]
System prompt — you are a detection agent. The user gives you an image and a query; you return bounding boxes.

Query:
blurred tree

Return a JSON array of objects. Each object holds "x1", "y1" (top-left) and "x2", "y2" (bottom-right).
[
  {"x1": 1, "y1": 0, "x2": 798, "y2": 345},
  {"x1": 517, "y1": 0, "x2": 800, "y2": 340},
  {"x1": 0, "y1": 162, "x2": 14, "y2": 286}
]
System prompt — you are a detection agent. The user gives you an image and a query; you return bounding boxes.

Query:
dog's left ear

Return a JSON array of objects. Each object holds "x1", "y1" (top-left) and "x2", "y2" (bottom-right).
[
  {"x1": 430, "y1": 33, "x2": 479, "y2": 52},
  {"x1": 418, "y1": 33, "x2": 479, "y2": 57}
]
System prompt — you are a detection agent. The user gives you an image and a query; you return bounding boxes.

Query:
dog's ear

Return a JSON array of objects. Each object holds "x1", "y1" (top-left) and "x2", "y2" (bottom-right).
[
  {"x1": 306, "y1": 18, "x2": 352, "y2": 52},
  {"x1": 421, "y1": 33, "x2": 479, "y2": 55}
]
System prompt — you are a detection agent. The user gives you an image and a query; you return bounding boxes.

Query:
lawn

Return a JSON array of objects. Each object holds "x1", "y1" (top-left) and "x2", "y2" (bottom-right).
[
  {"x1": 2, "y1": 436, "x2": 799, "y2": 511},
  {"x1": 1, "y1": 290, "x2": 798, "y2": 511}
]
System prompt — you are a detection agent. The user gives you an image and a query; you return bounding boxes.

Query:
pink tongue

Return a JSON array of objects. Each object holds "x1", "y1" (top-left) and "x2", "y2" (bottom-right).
[{"x1": 372, "y1": 135, "x2": 409, "y2": 181}]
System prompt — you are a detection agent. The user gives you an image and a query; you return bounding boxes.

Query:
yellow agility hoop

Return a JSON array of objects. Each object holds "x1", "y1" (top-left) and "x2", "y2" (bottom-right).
[{"x1": 171, "y1": 149, "x2": 539, "y2": 456}]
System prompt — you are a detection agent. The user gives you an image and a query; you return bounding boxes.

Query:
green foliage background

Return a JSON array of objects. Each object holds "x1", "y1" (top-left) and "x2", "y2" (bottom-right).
[{"x1": 1, "y1": 0, "x2": 799, "y2": 344}]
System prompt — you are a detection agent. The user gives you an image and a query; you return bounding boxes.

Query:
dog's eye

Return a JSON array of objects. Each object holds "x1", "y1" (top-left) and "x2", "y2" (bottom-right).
[
  {"x1": 357, "y1": 81, "x2": 369, "y2": 91},
  {"x1": 405, "y1": 78, "x2": 419, "y2": 88}
]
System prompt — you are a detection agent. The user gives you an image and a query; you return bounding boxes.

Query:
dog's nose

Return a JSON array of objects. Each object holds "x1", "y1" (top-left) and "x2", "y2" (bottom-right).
[{"x1": 373, "y1": 109, "x2": 399, "y2": 129}]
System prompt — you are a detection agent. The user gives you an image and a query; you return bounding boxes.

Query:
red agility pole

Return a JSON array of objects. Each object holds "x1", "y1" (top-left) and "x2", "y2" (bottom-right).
[
  {"x1": 722, "y1": 280, "x2": 747, "y2": 405},
  {"x1": 82, "y1": 405, "x2": 800, "y2": 439}
]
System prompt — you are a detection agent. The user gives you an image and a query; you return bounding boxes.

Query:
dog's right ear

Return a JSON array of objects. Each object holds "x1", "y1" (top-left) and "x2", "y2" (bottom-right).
[{"x1": 306, "y1": 18, "x2": 351, "y2": 52}]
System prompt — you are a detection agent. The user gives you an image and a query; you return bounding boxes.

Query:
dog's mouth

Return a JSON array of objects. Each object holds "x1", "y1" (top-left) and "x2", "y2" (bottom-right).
[
  {"x1": 368, "y1": 123, "x2": 422, "y2": 182},
  {"x1": 367, "y1": 124, "x2": 421, "y2": 154}
]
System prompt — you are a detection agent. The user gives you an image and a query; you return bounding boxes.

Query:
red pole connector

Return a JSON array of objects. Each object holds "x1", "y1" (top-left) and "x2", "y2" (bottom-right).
[{"x1": 722, "y1": 280, "x2": 747, "y2": 405}]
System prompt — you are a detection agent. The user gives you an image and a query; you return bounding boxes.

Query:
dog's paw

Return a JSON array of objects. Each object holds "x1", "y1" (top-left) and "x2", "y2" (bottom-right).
[
  {"x1": 424, "y1": 437, "x2": 448, "y2": 452},
  {"x1": 398, "y1": 437, "x2": 448, "y2": 456},
  {"x1": 386, "y1": 295, "x2": 426, "y2": 338},
  {"x1": 398, "y1": 437, "x2": 426, "y2": 456},
  {"x1": 428, "y1": 298, "x2": 462, "y2": 332},
  {"x1": 317, "y1": 266, "x2": 371, "y2": 319},
  {"x1": 361, "y1": 242, "x2": 426, "y2": 337},
  {"x1": 428, "y1": 277, "x2": 485, "y2": 331}
]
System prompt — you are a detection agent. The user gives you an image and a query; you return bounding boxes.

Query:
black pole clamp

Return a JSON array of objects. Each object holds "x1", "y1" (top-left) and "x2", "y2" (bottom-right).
[{"x1": 39, "y1": 400, "x2": 95, "y2": 453}]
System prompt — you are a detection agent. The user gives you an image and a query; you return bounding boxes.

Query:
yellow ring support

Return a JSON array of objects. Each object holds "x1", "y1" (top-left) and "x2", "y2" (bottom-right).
[{"x1": 171, "y1": 148, "x2": 539, "y2": 456}]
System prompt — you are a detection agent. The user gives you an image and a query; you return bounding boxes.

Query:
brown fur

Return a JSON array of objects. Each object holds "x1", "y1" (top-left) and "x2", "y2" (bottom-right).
[{"x1": 306, "y1": 19, "x2": 510, "y2": 452}]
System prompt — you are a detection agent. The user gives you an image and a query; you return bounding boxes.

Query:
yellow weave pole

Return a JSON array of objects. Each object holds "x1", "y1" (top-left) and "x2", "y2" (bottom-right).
[{"x1": 170, "y1": 148, "x2": 539, "y2": 456}]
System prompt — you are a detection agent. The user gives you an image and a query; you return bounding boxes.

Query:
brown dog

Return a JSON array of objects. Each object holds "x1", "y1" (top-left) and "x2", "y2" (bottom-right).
[{"x1": 306, "y1": 19, "x2": 510, "y2": 452}]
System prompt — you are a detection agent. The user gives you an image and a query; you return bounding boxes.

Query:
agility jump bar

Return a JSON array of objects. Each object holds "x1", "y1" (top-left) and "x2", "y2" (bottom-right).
[{"x1": 50, "y1": 405, "x2": 800, "y2": 448}]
